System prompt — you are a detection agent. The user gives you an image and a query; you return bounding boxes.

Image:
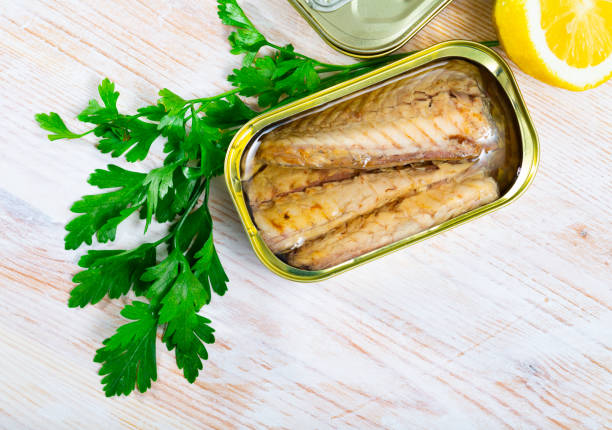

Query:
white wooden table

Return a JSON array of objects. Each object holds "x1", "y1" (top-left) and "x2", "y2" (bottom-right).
[{"x1": 1, "y1": 1, "x2": 611, "y2": 428}]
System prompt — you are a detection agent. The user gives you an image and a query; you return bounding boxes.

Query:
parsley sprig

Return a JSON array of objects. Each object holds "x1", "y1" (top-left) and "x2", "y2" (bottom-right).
[{"x1": 36, "y1": 0, "x2": 497, "y2": 396}]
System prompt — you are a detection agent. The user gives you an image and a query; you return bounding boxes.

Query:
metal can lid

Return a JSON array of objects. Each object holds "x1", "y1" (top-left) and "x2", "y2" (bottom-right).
[
  {"x1": 306, "y1": 0, "x2": 354, "y2": 12},
  {"x1": 290, "y1": 0, "x2": 454, "y2": 58}
]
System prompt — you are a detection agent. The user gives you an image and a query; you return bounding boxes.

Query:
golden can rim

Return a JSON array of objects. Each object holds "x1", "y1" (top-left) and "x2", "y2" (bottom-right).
[
  {"x1": 224, "y1": 41, "x2": 540, "y2": 282},
  {"x1": 287, "y1": 0, "x2": 454, "y2": 58}
]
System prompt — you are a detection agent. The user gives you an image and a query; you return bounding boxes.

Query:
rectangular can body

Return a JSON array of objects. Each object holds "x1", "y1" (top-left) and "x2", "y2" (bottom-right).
[{"x1": 224, "y1": 41, "x2": 539, "y2": 282}]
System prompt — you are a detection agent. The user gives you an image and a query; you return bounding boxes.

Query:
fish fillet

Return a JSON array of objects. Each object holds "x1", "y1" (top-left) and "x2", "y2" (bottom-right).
[
  {"x1": 254, "y1": 162, "x2": 474, "y2": 254},
  {"x1": 255, "y1": 60, "x2": 497, "y2": 169},
  {"x1": 245, "y1": 165, "x2": 359, "y2": 207},
  {"x1": 287, "y1": 176, "x2": 499, "y2": 270}
]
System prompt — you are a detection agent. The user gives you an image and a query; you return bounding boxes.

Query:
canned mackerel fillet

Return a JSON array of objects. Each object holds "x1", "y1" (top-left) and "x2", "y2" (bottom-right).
[
  {"x1": 225, "y1": 42, "x2": 539, "y2": 281},
  {"x1": 289, "y1": 0, "x2": 454, "y2": 57}
]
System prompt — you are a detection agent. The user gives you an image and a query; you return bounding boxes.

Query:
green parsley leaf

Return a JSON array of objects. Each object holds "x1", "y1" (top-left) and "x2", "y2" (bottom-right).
[
  {"x1": 203, "y1": 95, "x2": 257, "y2": 129},
  {"x1": 35, "y1": 112, "x2": 83, "y2": 141},
  {"x1": 96, "y1": 128, "x2": 133, "y2": 158},
  {"x1": 143, "y1": 164, "x2": 177, "y2": 230},
  {"x1": 184, "y1": 115, "x2": 226, "y2": 177},
  {"x1": 174, "y1": 314, "x2": 215, "y2": 383},
  {"x1": 65, "y1": 165, "x2": 146, "y2": 250},
  {"x1": 122, "y1": 120, "x2": 161, "y2": 162},
  {"x1": 158, "y1": 113, "x2": 186, "y2": 143},
  {"x1": 217, "y1": 0, "x2": 266, "y2": 64},
  {"x1": 229, "y1": 56, "x2": 284, "y2": 108},
  {"x1": 77, "y1": 79, "x2": 119, "y2": 124},
  {"x1": 228, "y1": 50, "x2": 322, "y2": 108},
  {"x1": 137, "y1": 104, "x2": 167, "y2": 121},
  {"x1": 158, "y1": 268, "x2": 214, "y2": 382},
  {"x1": 142, "y1": 249, "x2": 181, "y2": 307},
  {"x1": 193, "y1": 234, "x2": 229, "y2": 298},
  {"x1": 217, "y1": 0, "x2": 252, "y2": 28},
  {"x1": 94, "y1": 301, "x2": 158, "y2": 397},
  {"x1": 95, "y1": 118, "x2": 160, "y2": 162},
  {"x1": 87, "y1": 164, "x2": 145, "y2": 188},
  {"x1": 175, "y1": 202, "x2": 212, "y2": 257},
  {"x1": 98, "y1": 78, "x2": 120, "y2": 112},
  {"x1": 158, "y1": 88, "x2": 187, "y2": 115},
  {"x1": 275, "y1": 60, "x2": 320, "y2": 94},
  {"x1": 77, "y1": 100, "x2": 117, "y2": 125},
  {"x1": 69, "y1": 244, "x2": 156, "y2": 308},
  {"x1": 148, "y1": 168, "x2": 197, "y2": 223},
  {"x1": 96, "y1": 207, "x2": 141, "y2": 243}
]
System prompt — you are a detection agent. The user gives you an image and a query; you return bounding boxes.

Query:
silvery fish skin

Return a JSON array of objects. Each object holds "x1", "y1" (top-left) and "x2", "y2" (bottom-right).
[
  {"x1": 255, "y1": 60, "x2": 497, "y2": 169},
  {"x1": 254, "y1": 162, "x2": 474, "y2": 254},
  {"x1": 287, "y1": 176, "x2": 499, "y2": 270},
  {"x1": 245, "y1": 165, "x2": 359, "y2": 207}
]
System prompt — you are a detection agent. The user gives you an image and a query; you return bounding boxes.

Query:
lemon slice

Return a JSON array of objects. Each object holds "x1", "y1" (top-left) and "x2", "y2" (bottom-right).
[{"x1": 494, "y1": 0, "x2": 612, "y2": 91}]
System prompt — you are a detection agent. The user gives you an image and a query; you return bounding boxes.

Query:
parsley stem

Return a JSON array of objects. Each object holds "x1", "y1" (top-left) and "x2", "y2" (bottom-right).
[
  {"x1": 266, "y1": 42, "x2": 311, "y2": 60},
  {"x1": 480, "y1": 40, "x2": 500, "y2": 48},
  {"x1": 195, "y1": 101, "x2": 212, "y2": 115},
  {"x1": 152, "y1": 233, "x2": 173, "y2": 247},
  {"x1": 76, "y1": 129, "x2": 97, "y2": 138},
  {"x1": 187, "y1": 88, "x2": 241, "y2": 104},
  {"x1": 88, "y1": 233, "x2": 172, "y2": 265},
  {"x1": 172, "y1": 178, "x2": 208, "y2": 260}
]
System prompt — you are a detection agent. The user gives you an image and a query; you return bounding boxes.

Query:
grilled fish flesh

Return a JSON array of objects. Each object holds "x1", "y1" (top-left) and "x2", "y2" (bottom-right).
[
  {"x1": 287, "y1": 176, "x2": 499, "y2": 270},
  {"x1": 254, "y1": 162, "x2": 474, "y2": 254},
  {"x1": 255, "y1": 60, "x2": 497, "y2": 170},
  {"x1": 245, "y1": 165, "x2": 359, "y2": 207}
]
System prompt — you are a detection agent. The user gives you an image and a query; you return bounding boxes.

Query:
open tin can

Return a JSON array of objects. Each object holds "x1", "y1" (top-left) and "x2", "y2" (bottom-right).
[
  {"x1": 225, "y1": 41, "x2": 539, "y2": 281},
  {"x1": 288, "y1": 0, "x2": 454, "y2": 57}
]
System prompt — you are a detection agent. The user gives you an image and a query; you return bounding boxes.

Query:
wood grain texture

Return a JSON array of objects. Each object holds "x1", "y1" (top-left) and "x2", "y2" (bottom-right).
[{"x1": 1, "y1": 0, "x2": 611, "y2": 428}]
